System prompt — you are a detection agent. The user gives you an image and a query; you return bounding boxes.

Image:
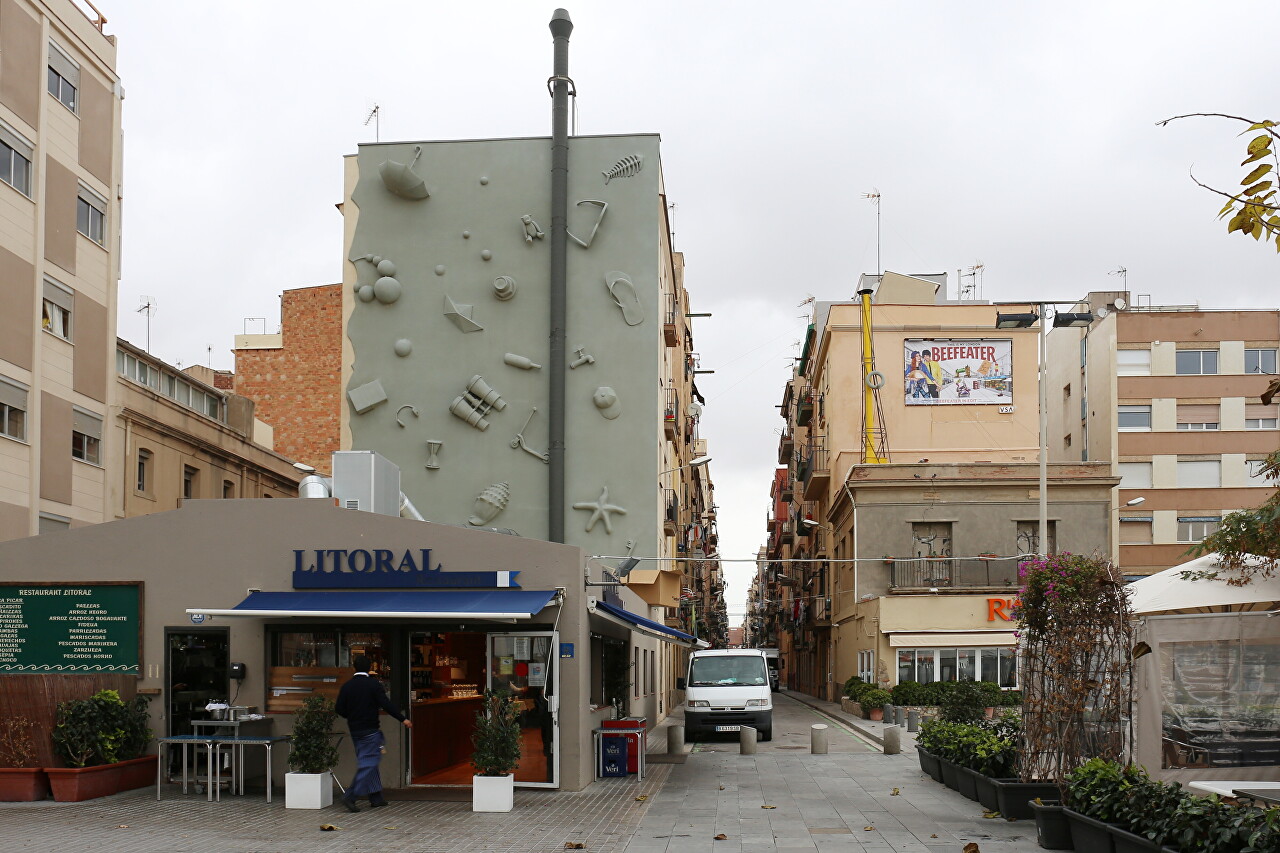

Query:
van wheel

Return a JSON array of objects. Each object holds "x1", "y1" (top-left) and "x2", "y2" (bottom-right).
[{"x1": 759, "y1": 727, "x2": 772, "y2": 742}]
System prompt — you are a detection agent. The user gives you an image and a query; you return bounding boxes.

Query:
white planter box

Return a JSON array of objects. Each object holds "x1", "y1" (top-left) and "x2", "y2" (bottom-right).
[
  {"x1": 472, "y1": 773, "x2": 514, "y2": 812},
  {"x1": 285, "y1": 771, "x2": 334, "y2": 809}
]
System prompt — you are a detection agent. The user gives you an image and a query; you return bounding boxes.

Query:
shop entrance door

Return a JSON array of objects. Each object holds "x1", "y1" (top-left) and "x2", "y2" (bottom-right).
[
  {"x1": 488, "y1": 632, "x2": 558, "y2": 788},
  {"x1": 165, "y1": 628, "x2": 229, "y2": 736}
]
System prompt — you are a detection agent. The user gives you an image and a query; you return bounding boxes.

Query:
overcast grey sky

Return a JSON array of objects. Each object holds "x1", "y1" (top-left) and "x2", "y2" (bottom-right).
[{"x1": 106, "y1": 1, "x2": 1278, "y2": 621}]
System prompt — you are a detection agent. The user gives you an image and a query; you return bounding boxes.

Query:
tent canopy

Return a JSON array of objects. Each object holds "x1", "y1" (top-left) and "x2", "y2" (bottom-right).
[{"x1": 1128, "y1": 554, "x2": 1280, "y2": 616}]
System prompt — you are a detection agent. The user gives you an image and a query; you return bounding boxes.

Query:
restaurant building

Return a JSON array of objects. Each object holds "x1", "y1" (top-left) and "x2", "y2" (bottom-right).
[{"x1": 0, "y1": 488, "x2": 698, "y2": 792}]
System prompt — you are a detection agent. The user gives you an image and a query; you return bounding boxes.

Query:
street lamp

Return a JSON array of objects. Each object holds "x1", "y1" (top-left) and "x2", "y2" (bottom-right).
[
  {"x1": 658, "y1": 455, "x2": 711, "y2": 476},
  {"x1": 1123, "y1": 496, "x2": 1146, "y2": 507},
  {"x1": 993, "y1": 300, "x2": 1101, "y2": 558}
]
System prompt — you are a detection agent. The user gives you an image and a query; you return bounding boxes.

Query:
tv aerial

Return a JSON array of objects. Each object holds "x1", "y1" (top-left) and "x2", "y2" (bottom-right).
[
  {"x1": 364, "y1": 103, "x2": 380, "y2": 143},
  {"x1": 137, "y1": 295, "x2": 157, "y2": 353}
]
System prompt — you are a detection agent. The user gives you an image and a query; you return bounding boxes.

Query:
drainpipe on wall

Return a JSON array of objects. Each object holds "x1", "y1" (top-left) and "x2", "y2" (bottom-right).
[{"x1": 548, "y1": 8, "x2": 573, "y2": 543}]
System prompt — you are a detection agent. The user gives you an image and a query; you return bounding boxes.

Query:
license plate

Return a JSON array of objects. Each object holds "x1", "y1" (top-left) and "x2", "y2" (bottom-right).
[{"x1": 715, "y1": 725, "x2": 741, "y2": 732}]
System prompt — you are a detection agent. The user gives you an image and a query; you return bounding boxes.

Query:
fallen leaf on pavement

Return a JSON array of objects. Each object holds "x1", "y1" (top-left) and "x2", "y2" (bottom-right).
[
  {"x1": 320, "y1": 824, "x2": 341, "y2": 832},
  {"x1": 890, "y1": 787, "x2": 900, "y2": 795},
  {"x1": 863, "y1": 826, "x2": 875, "y2": 831},
  {"x1": 634, "y1": 795, "x2": 647, "y2": 802},
  {"x1": 930, "y1": 834, "x2": 939, "y2": 838},
  {"x1": 718, "y1": 785, "x2": 725, "y2": 790},
  {"x1": 564, "y1": 843, "x2": 585, "y2": 849},
  {"x1": 963, "y1": 844, "x2": 981, "y2": 853},
  {"x1": 982, "y1": 811, "x2": 1000, "y2": 819},
  {"x1": 116, "y1": 825, "x2": 128, "y2": 829},
  {"x1": 714, "y1": 834, "x2": 728, "y2": 840},
  {"x1": 761, "y1": 805, "x2": 777, "y2": 809}
]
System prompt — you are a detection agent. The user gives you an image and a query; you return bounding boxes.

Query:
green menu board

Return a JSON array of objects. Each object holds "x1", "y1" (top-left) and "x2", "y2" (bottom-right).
[{"x1": 0, "y1": 584, "x2": 140, "y2": 674}]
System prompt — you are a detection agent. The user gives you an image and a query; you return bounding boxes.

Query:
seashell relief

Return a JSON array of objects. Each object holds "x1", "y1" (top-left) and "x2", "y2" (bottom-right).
[
  {"x1": 602, "y1": 154, "x2": 643, "y2": 184},
  {"x1": 469, "y1": 482, "x2": 511, "y2": 526}
]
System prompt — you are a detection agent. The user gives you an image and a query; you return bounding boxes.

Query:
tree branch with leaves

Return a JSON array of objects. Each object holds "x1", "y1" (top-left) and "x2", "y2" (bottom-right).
[{"x1": 1158, "y1": 113, "x2": 1280, "y2": 252}]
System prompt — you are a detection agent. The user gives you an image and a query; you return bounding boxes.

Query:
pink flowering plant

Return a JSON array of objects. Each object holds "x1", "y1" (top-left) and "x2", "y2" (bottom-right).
[{"x1": 1013, "y1": 553, "x2": 1134, "y2": 790}]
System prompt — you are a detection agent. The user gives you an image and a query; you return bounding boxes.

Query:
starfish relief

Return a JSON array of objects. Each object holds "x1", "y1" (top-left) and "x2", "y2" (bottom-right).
[{"x1": 573, "y1": 487, "x2": 627, "y2": 534}]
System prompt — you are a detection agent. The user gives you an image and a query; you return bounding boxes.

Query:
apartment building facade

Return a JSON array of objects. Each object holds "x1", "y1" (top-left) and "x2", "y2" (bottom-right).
[
  {"x1": 113, "y1": 339, "x2": 301, "y2": 518},
  {"x1": 1047, "y1": 294, "x2": 1280, "y2": 575},
  {"x1": 0, "y1": 0, "x2": 121, "y2": 541},
  {"x1": 752, "y1": 273, "x2": 1117, "y2": 701}
]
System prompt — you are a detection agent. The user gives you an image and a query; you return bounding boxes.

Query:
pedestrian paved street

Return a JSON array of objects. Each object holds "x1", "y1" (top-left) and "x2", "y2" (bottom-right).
[{"x1": 0, "y1": 693, "x2": 1041, "y2": 852}]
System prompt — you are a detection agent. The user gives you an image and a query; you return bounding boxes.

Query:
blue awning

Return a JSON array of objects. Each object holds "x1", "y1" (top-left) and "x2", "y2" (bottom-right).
[
  {"x1": 590, "y1": 598, "x2": 703, "y2": 647},
  {"x1": 188, "y1": 589, "x2": 559, "y2": 620}
]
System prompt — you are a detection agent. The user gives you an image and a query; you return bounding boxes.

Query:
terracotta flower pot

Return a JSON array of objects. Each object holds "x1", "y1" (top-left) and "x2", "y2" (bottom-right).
[
  {"x1": 116, "y1": 755, "x2": 156, "y2": 792},
  {"x1": 46, "y1": 763, "x2": 123, "y2": 802},
  {"x1": 868, "y1": 708, "x2": 884, "y2": 721},
  {"x1": 0, "y1": 767, "x2": 50, "y2": 802}
]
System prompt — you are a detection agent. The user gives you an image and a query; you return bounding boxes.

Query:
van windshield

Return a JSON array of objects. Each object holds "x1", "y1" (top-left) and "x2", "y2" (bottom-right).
[{"x1": 689, "y1": 655, "x2": 768, "y2": 686}]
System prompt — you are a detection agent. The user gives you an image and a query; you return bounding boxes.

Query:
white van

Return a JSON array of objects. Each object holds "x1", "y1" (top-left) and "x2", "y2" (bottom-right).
[{"x1": 677, "y1": 648, "x2": 773, "y2": 741}]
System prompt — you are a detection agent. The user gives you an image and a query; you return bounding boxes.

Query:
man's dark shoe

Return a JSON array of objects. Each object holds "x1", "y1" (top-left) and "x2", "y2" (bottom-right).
[
  {"x1": 370, "y1": 799, "x2": 389, "y2": 808},
  {"x1": 341, "y1": 795, "x2": 361, "y2": 813}
]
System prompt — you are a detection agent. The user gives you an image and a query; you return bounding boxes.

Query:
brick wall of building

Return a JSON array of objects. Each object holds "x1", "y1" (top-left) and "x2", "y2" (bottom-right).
[{"x1": 233, "y1": 284, "x2": 342, "y2": 474}]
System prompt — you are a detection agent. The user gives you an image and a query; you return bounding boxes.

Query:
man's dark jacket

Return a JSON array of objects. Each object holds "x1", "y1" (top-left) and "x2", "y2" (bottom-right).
[{"x1": 335, "y1": 674, "x2": 406, "y2": 737}]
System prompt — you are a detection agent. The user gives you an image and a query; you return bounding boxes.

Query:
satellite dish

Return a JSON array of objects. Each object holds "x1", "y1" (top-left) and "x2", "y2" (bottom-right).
[
  {"x1": 687, "y1": 402, "x2": 703, "y2": 419},
  {"x1": 1113, "y1": 297, "x2": 1127, "y2": 311},
  {"x1": 1094, "y1": 306, "x2": 1110, "y2": 319}
]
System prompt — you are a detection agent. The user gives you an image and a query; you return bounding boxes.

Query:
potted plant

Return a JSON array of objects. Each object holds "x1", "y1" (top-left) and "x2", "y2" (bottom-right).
[
  {"x1": 1029, "y1": 798, "x2": 1073, "y2": 850},
  {"x1": 471, "y1": 687, "x2": 521, "y2": 812},
  {"x1": 285, "y1": 695, "x2": 340, "y2": 809},
  {"x1": 0, "y1": 717, "x2": 48, "y2": 801},
  {"x1": 47, "y1": 689, "x2": 136, "y2": 801},
  {"x1": 860, "y1": 688, "x2": 890, "y2": 721},
  {"x1": 115, "y1": 695, "x2": 155, "y2": 791}
]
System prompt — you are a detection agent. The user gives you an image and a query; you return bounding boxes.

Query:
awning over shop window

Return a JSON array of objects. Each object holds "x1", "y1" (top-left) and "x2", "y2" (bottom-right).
[
  {"x1": 188, "y1": 589, "x2": 559, "y2": 620},
  {"x1": 889, "y1": 632, "x2": 1017, "y2": 647},
  {"x1": 588, "y1": 597, "x2": 705, "y2": 647}
]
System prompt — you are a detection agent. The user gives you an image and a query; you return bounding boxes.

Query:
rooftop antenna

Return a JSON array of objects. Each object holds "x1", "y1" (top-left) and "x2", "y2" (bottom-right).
[
  {"x1": 136, "y1": 295, "x2": 156, "y2": 353},
  {"x1": 207, "y1": 344, "x2": 213, "y2": 368},
  {"x1": 363, "y1": 104, "x2": 380, "y2": 143},
  {"x1": 1109, "y1": 265, "x2": 1127, "y2": 288},
  {"x1": 960, "y1": 261, "x2": 985, "y2": 301},
  {"x1": 861, "y1": 189, "x2": 881, "y2": 276}
]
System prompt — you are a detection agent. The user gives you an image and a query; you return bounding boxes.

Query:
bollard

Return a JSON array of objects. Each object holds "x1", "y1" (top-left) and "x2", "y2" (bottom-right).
[
  {"x1": 810, "y1": 724, "x2": 829, "y2": 754},
  {"x1": 668, "y1": 724, "x2": 685, "y2": 754},
  {"x1": 896, "y1": 706, "x2": 907, "y2": 727},
  {"x1": 883, "y1": 703, "x2": 894, "y2": 722},
  {"x1": 907, "y1": 709, "x2": 920, "y2": 733},
  {"x1": 740, "y1": 725, "x2": 758, "y2": 755},
  {"x1": 883, "y1": 725, "x2": 901, "y2": 755}
]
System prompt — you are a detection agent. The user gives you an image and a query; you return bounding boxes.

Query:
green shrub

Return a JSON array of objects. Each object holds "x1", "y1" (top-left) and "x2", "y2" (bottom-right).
[
  {"x1": 119, "y1": 695, "x2": 153, "y2": 760},
  {"x1": 939, "y1": 680, "x2": 987, "y2": 723},
  {"x1": 975, "y1": 681, "x2": 1003, "y2": 708},
  {"x1": 842, "y1": 675, "x2": 867, "y2": 699},
  {"x1": 287, "y1": 694, "x2": 340, "y2": 774},
  {"x1": 923, "y1": 680, "x2": 957, "y2": 706},
  {"x1": 472, "y1": 688, "x2": 522, "y2": 777},
  {"x1": 999, "y1": 689, "x2": 1023, "y2": 707},
  {"x1": 52, "y1": 689, "x2": 132, "y2": 767},
  {"x1": 890, "y1": 680, "x2": 930, "y2": 706},
  {"x1": 917, "y1": 718, "x2": 1016, "y2": 777},
  {"x1": 859, "y1": 688, "x2": 891, "y2": 712}
]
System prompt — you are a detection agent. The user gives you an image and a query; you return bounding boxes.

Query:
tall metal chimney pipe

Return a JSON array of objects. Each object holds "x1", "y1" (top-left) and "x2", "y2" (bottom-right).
[{"x1": 548, "y1": 8, "x2": 572, "y2": 543}]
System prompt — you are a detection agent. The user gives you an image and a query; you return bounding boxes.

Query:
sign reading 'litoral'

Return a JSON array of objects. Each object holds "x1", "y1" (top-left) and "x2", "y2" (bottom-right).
[{"x1": 0, "y1": 584, "x2": 140, "y2": 674}]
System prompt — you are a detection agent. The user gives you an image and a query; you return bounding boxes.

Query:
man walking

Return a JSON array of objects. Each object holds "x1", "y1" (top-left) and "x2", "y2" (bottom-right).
[{"x1": 335, "y1": 654, "x2": 412, "y2": 811}]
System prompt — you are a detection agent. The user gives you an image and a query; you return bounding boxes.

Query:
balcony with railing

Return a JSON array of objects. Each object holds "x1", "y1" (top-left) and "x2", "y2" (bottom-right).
[
  {"x1": 664, "y1": 292, "x2": 679, "y2": 346},
  {"x1": 663, "y1": 488, "x2": 678, "y2": 535},
  {"x1": 808, "y1": 595, "x2": 831, "y2": 627},
  {"x1": 778, "y1": 430, "x2": 794, "y2": 464},
  {"x1": 664, "y1": 388, "x2": 679, "y2": 440},
  {"x1": 796, "y1": 387, "x2": 816, "y2": 427},
  {"x1": 802, "y1": 441, "x2": 829, "y2": 501},
  {"x1": 889, "y1": 557, "x2": 1020, "y2": 590}
]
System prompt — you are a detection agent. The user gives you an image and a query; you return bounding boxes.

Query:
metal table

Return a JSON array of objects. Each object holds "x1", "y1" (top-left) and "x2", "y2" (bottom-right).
[
  {"x1": 156, "y1": 735, "x2": 218, "y2": 801},
  {"x1": 211, "y1": 736, "x2": 291, "y2": 803},
  {"x1": 592, "y1": 725, "x2": 646, "y2": 782},
  {"x1": 192, "y1": 718, "x2": 274, "y2": 796}
]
